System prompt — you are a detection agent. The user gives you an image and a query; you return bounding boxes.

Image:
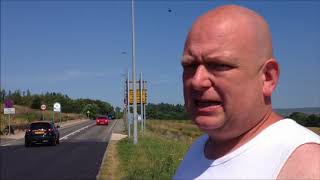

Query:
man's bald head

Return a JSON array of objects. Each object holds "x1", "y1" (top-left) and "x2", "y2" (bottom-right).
[
  {"x1": 182, "y1": 5, "x2": 280, "y2": 140},
  {"x1": 185, "y1": 5, "x2": 273, "y2": 64}
]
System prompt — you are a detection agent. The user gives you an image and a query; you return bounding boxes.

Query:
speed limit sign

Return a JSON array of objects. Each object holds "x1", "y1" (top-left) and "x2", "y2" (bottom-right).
[{"x1": 41, "y1": 104, "x2": 46, "y2": 111}]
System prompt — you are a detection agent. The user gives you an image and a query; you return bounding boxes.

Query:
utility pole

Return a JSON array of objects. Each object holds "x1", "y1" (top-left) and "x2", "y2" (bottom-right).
[
  {"x1": 127, "y1": 70, "x2": 131, "y2": 138},
  {"x1": 131, "y1": 0, "x2": 138, "y2": 144},
  {"x1": 140, "y1": 72, "x2": 143, "y2": 132},
  {"x1": 143, "y1": 80, "x2": 147, "y2": 131}
]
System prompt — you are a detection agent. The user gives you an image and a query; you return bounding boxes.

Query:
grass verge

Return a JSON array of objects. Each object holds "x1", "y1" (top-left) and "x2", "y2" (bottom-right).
[
  {"x1": 98, "y1": 140, "x2": 122, "y2": 180},
  {"x1": 308, "y1": 127, "x2": 320, "y2": 135},
  {"x1": 117, "y1": 132, "x2": 190, "y2": 180},
  {"x1": 107, "y1": 119, "x2": 202, "y2": 180}
]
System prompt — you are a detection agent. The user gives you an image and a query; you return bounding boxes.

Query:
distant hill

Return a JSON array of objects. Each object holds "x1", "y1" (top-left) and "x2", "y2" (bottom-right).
[{"x1": 274, "y1": 107, "x2": 320, "y2": 117}]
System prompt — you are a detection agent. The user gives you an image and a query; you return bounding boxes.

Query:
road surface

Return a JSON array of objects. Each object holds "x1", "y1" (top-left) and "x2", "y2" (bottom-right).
[{"x1": 0, "y1": 119, "x2": 117, "y2": 180}]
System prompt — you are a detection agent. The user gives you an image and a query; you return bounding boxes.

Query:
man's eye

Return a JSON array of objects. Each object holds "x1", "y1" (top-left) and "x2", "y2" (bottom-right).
[
  {"x1": 207, "y1": 63, "x2": 233, "y2": 71},
  {"x1": 182, "y1": 63, "x2": 198, "y2": 71}
]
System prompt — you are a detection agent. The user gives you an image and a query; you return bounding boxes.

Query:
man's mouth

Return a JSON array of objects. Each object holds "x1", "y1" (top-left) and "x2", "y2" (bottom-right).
[
  {"x1": 195, "y1": 100, "x2": 222, "y2": 108},
  {"x1": 195, "y1": 100, "x2": 222, "y2": 112}
]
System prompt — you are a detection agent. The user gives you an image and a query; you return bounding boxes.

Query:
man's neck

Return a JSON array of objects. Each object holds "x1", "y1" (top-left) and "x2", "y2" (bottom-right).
[{"x1": 205, "y1": 111, "x2": 283, "y2": 159}]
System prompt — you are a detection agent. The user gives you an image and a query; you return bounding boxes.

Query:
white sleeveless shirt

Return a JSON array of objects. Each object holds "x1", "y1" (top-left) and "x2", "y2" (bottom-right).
[{"x1": 174, "y1": 119, "x2": 320, "y2": 180}]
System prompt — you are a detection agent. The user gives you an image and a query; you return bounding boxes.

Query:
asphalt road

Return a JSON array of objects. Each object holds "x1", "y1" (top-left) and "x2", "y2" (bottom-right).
[{"x1": 0, "y1": 119, "x2": 117, "y2": 180}]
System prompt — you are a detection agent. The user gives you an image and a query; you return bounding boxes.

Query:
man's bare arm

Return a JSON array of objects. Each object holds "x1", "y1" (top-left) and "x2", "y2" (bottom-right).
[{"x1": 277, "y1": 143, "x2": 320, "y2": 179}]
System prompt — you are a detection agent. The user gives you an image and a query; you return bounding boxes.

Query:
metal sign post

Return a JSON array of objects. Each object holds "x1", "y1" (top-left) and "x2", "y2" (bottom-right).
[
  {"x1": 131, "y1": 0, "x2": 138, "y2": 145},
  {"x1": 53, "y1": 102, "x2": 61, "y2": 124},
  {"x1": 143, "y1": 80, "x2": 147, "y2": 131},
  {"x1": 87, "y1": 110, "x2": 90, "y2": 119},
  {"x1": 8, "y1": 114, "x2": 11, "y2": 135},
  {"x1": 41, "y1": 104, "x2": 46, "y2": 121},
  {"x1": 140, "y1": 72, "x2": 143, "y2": 132},
  {"x1": 52, "y1": 111, "x2": 54, "y2": 123},
  {"x1": 127, "y1": 70, "x2": 131, "y2": 138},
  {"x1": 4, "y1": 100, "x2": 15, "y2": 135}
]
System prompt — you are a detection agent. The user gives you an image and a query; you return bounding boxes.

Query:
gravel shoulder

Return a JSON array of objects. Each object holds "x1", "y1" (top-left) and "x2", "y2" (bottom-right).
[{"x1": 97, "y1": 118, "x2": 127, "y2": 180}]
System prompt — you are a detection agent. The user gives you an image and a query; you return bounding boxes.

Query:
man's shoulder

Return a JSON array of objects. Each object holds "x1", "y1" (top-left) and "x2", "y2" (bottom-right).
[
  {"x1": 267, "y1": 119, "x2": 319, "y2": 141},
  {"x1": 173, "y1": 134, "x2": 210, "y2": 180},
  {"x1": 277, "y1": 143, "x2": 320, "y2": 179},
  {"x1": 272, "y1": 119, "x2": 320, "y2": 179}
]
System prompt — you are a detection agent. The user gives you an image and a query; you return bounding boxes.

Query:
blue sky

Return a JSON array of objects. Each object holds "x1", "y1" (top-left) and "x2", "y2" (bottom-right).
[{"x1": 1, "y1": 0, "x2": 319, "y2": 109}]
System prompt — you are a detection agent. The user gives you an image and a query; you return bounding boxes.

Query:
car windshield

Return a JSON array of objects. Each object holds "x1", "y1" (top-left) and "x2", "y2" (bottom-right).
[
  {"x1": 30, "y1": 123, "x2": 51, "y2": 130},
  {"x1": 97, "y1": 116, "x2": 107, "y2": 119}
]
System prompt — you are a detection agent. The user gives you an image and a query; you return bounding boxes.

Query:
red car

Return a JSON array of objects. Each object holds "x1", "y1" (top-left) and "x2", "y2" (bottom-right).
[{"x1": 96, "y1": 116, "x2": 109, "y2": 125}]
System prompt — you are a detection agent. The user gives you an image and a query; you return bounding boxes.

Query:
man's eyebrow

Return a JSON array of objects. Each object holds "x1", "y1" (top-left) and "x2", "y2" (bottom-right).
[
  {"x1": 181, "y1": 55, "x2": 196, "y2": 66},
  {"x1": 204, "y1": 56, "x2": 239, "y2": 65}
]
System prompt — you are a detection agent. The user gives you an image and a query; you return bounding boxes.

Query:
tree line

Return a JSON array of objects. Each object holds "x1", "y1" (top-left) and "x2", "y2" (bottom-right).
[
  {"x1": 144, "y1": 103, "x2": 320, "y2": 127},
  {"x1": 288, "y1": 112, "x2": 320, "y2": 127},
  {"x1": 145, "y1": 103, "x2": 189, "y2": 120},
  {"x1": 0, "y1": 89, "x2": 122, "y2": 119},
  {"x1": 2, "y1": 89, "x2": 319, "y2": 127}
]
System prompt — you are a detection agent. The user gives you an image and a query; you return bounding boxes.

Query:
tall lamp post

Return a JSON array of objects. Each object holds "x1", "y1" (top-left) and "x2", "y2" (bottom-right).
[{"x1": 131, "y1": 0, "x2": 138, "y2": 144}]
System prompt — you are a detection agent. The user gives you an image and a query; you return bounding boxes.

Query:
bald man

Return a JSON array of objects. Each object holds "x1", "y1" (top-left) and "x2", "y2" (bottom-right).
[{"x1": 174, "y1": 5, "x2": 320, "y2": 180}]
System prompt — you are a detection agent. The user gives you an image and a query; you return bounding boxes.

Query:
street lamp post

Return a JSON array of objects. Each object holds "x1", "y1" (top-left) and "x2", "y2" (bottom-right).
[
  {"x1": 127, "y1": 70, "x2": 131, "y2": 138},
  {"x1": 140, "y1": 72, "x2": 143, "y2": 132},
  {"x1": 131, "y1": 0, "x2": 138, "y2": 144}
]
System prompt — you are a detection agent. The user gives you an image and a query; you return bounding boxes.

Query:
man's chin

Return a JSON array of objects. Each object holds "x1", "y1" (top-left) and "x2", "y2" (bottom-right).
[{"x1": 193, "y1": 116, "x2": 225, "y2": 131}]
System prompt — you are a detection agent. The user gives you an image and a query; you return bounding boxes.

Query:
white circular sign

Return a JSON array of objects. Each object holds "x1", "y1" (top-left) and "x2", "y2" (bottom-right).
[
  {"x1": 41, "y1": 104, "x2": 46, "y2": 110},
  {"x1": 53, "y1": 102, "x2": 61, "y2": 112}
]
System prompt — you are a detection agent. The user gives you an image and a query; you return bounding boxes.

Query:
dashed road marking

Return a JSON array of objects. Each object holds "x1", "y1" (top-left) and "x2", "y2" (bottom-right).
[{"x1": 60, "y1": 124, "x2": 95, "y2": 140}]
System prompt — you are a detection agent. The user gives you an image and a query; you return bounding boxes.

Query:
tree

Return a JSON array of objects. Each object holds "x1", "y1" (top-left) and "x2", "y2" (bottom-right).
[
  {"x1": 31, "y1": 96, "x2": 42, "y2": 110},
  {"x1": 146, "y1": 103, "x2": 189, "y2": 120},
  {"x1": 10, "y1": 90, "x2": 22, "y2": 104},
  {"x1": 115, "y1": 106, "x2": 123, "y2": 119},
  {"x1": 306, "y1": 114, "x2": 320, "y2": 127},
  {"x1": 0, "y1": 89, "x2": 6, "y2": 102},
  {"x1": 82, "y1": 104, "x2": 99, "y2": 119}
]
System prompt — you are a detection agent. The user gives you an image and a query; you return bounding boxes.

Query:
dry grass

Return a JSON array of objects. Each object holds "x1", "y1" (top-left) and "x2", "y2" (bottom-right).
[
  {"x1": 308, "y1": 127, "x2": 320, "y2": 135},
  {"x1": 98, "y1": 140, "x2": 123, "y2": 180},
  {"x1": 147, "y1": 119, "x2": 203, "y2": 141}
]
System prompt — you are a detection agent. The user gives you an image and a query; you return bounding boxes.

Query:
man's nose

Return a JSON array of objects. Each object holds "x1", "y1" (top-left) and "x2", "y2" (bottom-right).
[{"x1": 191, "y1": 65, "x2": 212, "y2": 90}]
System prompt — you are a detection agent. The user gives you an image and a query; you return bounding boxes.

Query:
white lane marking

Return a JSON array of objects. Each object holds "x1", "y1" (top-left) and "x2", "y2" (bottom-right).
[
  {"x1": 1, "y1": 138, "x2": 24, "y2": 146},
  {"x1": 1, "y1": 143, "x2": 11, "y2": 147},
  {"x1": 59, "y1": 123, "x2": 95, "y2": 140},
  {"x1": 0, "y1": 122, "x2": 95, "y2": 147}
]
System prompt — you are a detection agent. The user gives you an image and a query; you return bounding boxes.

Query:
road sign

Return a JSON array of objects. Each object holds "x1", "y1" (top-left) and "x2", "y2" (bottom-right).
[
  {"x1": 41, "y1": 104, "x2": 46, "y2": 111},
  {"x1": 4, "y1": 108, "x2": 15, "y2": 114},
  {"x1": 53, "y1": 102, "x2": 61, "y2": 112},
  {"x1": 129, "y1": 89, "x2": 147, "y2": 104},
  {"x1": 4, "y1": 99, "x2": 14, "y2": 108}
]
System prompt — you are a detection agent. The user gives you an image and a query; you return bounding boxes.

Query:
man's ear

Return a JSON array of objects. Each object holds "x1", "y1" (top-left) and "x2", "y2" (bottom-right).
[{"x1": 262, "y1": 59, "x2": 280, "y2": 97}]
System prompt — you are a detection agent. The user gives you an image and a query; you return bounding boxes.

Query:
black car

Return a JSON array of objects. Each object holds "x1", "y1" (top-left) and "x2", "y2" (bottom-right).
[{"x1": 25, "y1": 121, "x2": 60, "y2": 147}]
